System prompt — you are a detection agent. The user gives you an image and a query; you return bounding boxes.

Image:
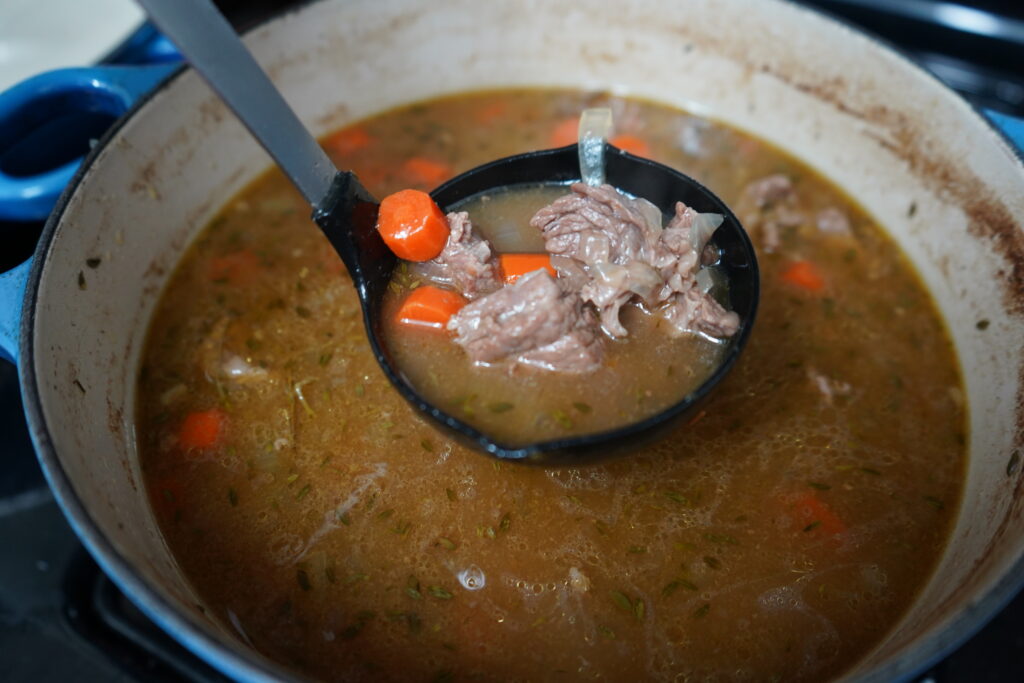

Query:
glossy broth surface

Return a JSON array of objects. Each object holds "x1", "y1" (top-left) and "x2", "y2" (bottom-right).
[{"x1": 137, "y1": 90, "x2": 966, "y2": 682}]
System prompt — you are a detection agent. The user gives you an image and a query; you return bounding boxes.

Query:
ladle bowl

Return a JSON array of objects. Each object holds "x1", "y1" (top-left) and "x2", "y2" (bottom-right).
[{"x1": 313, "y1": 145, "x2": 760, "y2": 463}]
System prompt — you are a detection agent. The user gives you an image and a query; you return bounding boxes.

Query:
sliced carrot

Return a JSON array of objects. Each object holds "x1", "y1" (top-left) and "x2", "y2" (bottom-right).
[
  {"x1": 780, "y1": 260, "x2": 825, "y2": 292},
  {"x1": 791, "y1": 492, "x2": 847, "y2": 535},
  {"x1": 549, "y1": 117, "x2": 579, "y2": 148},
  {"x1": 377, "y1": 189, "x2": 451, "y2": 261},
  {"x1": 178, "y1": 408, "x2": 226, "y2": 451},
  {"x1": 475, "y1": 101, "x2": 507, "y2": 125},
  {"x1": 396, "y1": 286, "x2": 467, "y2": 331},
  {"x1": 326, "y1": 126, "x2": 372, "y2": 156},
  {"x1": 401, "y1": 157, "x2": 453, "y2": 188},
  {"x1": 499, "y1": 253, "x2": 556, "y2": 284},
  {"x1": 208, "y1": 249, "x2": 261, "y2": 286},
  {"x1": 610, "y1": 134, "x2": 651, "y2": 157}
]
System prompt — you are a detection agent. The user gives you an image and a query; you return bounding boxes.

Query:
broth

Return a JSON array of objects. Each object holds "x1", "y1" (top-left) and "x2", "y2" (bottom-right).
[{"x1": 137, "y1": 90, "x2": 966, "y2": 681}]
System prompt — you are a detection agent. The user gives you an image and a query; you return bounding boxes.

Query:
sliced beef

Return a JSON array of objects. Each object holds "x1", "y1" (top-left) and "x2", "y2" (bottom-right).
[
  {"x1": 411, "y1": 211, "x2": 502, "y2": 299},
  {"x1": 447, "y1": 270, "x2": 602, "y2": 373}
]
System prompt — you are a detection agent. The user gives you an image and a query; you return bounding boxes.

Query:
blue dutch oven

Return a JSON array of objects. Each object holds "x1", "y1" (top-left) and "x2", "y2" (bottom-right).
[{"x1": 1, "y1": 1, "x2": 1024, "y2": 681}]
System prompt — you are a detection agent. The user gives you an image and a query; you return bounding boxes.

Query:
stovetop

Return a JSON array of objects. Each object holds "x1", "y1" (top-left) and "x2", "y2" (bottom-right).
[{"x1": 2, "y1": 1, "x2": 1023, "y2": 681}]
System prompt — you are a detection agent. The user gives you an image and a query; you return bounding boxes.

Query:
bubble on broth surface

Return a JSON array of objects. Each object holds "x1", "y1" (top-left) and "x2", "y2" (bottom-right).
[{"x1": 458, "y1": 564, "x2": 486, "y2": 591}]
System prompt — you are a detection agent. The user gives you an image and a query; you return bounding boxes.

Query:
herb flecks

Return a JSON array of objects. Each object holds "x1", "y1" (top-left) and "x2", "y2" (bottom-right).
[
  {"x1": 428, "y1": 586, "x2": 453, "y2": 600},
  {"x1": 339, "y1": 611, "x2": 375, "y2": 640},
  {"x1": 662, "y1": 579, "x2": 698, "y2": 597},
  {"x1": 610, "y1": 590, "x2": 645, "y2": 620},
  {"x1": 552, "y1": 410, "x2": 573, "y2": 429}
]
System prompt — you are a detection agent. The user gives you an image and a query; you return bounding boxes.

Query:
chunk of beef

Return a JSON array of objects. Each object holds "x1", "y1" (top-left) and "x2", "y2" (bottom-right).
[
  {"x1": 447, "y1": 270, "x2": 602, "y2": 373},
  {"x1": 743, "y1": 174, "x2": 793, "y2": 209},
  {"x1": 660, "y1": 288, "x2": 740, "y2": 338},
  {"x1": 517, "y1": 316, "x2": 603, "y2": 373},
  {"x1": 530, "y1": 186, "x2": 737, "y2": 340},
  {"x1": 816, "y1": 207, "x2": 850, "y2": 235},
  {"x1": 530, "y1": 183, "x2": 662, "y2": 266},
  {"x1": 580, "y1": 260, "x2": 662, "y2": 337},
  {"x1": 411, "y1": 211, "x2": 502, "y2": 299},
  {"x1": 651, "y1": 202, "x2": 713, "y2": 298},
  {"x1": 738, "y1": 173, "x2": 805, "y2": 253}
]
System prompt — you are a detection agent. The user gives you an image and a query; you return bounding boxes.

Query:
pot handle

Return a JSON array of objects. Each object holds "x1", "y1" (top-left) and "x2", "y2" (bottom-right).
[
  {"x1": 985, "y1": 109, "x2": 1024, "y2": 154},
  {"x1": 0, "y1": 63, "x2": 179, "y2": 222},
  {"x1": 0, "y1": 259, "x2": 30, "y2": 365}
]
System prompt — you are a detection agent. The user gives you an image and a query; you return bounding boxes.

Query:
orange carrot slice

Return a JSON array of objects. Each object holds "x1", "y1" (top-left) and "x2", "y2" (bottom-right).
[
  {"x1": 780, "y1": 260, "x2": 825, "y2": 292},
  {"x1": 179, "y1": 409, "x2": 225, "y2": 450},
  {"x1": 377, "y1": 189, "x2": 451, "y2": 261},
  {"x1": 499, "y1": 253, "x2": 556, "y2": 283},
  {"x1": 549, "y1": 117, "x2": 579, "y2": 148},
  {"x1": 610, "y1": 134, "x2": 651, "y2": 157},
  {"x1": 208, "y1": 249, "x2": 261, "y2": 286},
  {"x1": 396, "y1": 286, "x2": 467, "y2": 331},
  {"x1": 326, "y1": 126, "x2": 372, "y2": 156},
  {"x1": 475, "y1": 101, "x2": 507, "y2": 125},
  {"x1": 401, "y1": 157, "x2": 454, "y2": 188},
  {"x1": 791, "y1": 492, "x2": 847, "y2": 535}
]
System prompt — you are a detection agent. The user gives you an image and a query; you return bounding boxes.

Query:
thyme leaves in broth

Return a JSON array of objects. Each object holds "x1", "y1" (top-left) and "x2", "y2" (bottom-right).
[{"x1": 136, "y1": 89, "x2": 965, "y2": 681}]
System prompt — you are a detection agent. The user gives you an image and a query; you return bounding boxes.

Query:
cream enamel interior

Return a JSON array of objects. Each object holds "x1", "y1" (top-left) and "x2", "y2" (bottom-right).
[{"x1": 28, "y1": 0, "x2": 1024, "y2": 679}]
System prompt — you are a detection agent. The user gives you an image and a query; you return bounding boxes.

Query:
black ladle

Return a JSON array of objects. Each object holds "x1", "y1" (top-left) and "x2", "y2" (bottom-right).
[{"x1": 140, "y1": 0, "x2": 759, "y2": 465}]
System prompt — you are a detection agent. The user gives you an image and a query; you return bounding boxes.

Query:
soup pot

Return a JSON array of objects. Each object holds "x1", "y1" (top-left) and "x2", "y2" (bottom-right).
[{"x1": 1, "y1": 0, "x2": 1023, "y2": 679}]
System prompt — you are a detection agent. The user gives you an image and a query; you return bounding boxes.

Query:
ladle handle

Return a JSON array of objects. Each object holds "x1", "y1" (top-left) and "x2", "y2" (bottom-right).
[{"x1": 135, "y1": 0, "x2": 336, "y2": 209}]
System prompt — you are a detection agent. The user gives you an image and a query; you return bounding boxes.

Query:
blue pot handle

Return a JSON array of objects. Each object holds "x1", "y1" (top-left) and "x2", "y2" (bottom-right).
[
  {"x1": 102, "y1": 23, "x2": 181, "y2": 66},
  {"x1": 0, "y1": 259, "x2": 31, "y2": 364},
  {"x1": 0, "y1": 62, "x2": 179, "y2": 222},
  {"x1": 986, "y1": 110, "x2": 1024, "y2": 154}
]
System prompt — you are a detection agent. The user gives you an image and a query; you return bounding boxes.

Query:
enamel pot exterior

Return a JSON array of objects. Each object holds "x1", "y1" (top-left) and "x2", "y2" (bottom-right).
[{"x1": 13, "y1": 1, "x2": 1024, "y2": 680}]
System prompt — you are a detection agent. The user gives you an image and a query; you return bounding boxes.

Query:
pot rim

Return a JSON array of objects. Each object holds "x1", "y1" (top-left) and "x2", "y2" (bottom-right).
[
  {"x1": 16, "y1": 48, "x2": 297, "y2": 683},
  {"x1": 16, "y1": 1, "x2": 1024, "y2": 680}
]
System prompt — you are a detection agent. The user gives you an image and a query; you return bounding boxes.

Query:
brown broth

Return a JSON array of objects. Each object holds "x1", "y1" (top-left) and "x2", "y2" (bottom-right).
[{"x1": 136, "y1": 90, "x2": 966, "y2": 682}]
